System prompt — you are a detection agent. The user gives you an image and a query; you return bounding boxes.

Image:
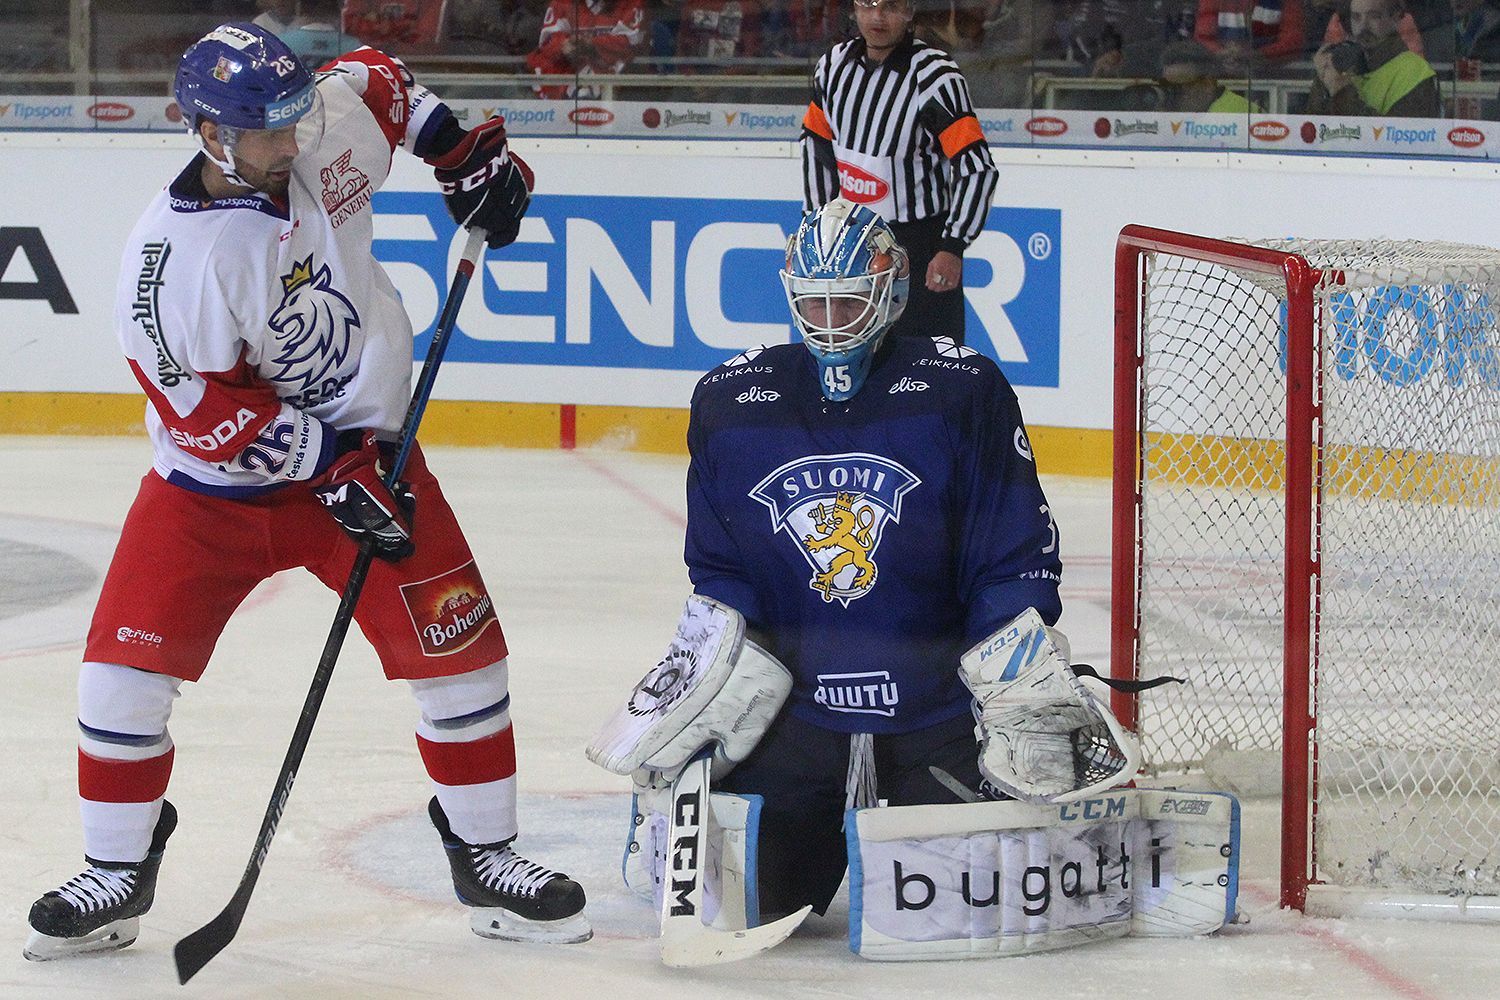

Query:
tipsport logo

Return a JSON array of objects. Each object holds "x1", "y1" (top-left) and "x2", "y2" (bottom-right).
[{"x1": 369, "y1": 194, "x2": 1064, "y2": 388}]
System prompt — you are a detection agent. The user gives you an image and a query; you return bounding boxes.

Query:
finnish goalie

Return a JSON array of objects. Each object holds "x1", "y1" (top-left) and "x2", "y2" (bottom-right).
[{"x1": 587, "y1": 199, "x2": 1240, "y2": 963}]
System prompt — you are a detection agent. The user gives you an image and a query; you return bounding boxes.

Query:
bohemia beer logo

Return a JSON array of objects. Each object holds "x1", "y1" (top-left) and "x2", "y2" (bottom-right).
[
  {"x1": 837, "y1": 162, "x2": 889, "y2": 204},
  {"x1": 1250, "y1": 120, "x2": 1290, "y2": 142},
  {"x1": 400, "y1": 560, "x2": 500, "y2": 656}
]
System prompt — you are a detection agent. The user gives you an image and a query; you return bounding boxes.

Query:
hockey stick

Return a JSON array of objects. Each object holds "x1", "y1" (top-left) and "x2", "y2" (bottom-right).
[
  {"x1": 174, "y1": 228, "x2": 488, "y2": 985},
  {"x1": 659, "y1": 755, "x2": 812, "y2": 968}
]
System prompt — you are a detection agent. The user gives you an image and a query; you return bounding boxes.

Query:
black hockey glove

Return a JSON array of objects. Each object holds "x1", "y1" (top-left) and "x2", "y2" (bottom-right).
[
  {"x1": 431, "y1": 117, "x2": 534, "y2": 249},
  {"x1": 311, "y1": 430, "x2": 416, "y2": 561}
]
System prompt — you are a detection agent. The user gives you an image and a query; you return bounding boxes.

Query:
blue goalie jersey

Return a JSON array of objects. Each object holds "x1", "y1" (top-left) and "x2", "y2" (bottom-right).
[{"x1": 685, "y1": 336, "x2": 1063, "y2": 735}]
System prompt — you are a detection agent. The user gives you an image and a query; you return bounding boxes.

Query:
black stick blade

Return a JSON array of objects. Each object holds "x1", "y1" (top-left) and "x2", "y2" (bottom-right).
[{"x1": 174, "y1": 903, "x2": 244, "y2": 984}]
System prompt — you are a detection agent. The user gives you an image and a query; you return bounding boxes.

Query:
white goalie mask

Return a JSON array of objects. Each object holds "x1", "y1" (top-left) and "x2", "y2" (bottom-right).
[{"x1": 780, "y1": 198, "x2": 910, "y2": 402}]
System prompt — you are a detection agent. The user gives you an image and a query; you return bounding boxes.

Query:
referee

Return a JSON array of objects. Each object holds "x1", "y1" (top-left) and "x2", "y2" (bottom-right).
[{"x1": 800, "y1": 0, "x2": 998, "y2": 345}]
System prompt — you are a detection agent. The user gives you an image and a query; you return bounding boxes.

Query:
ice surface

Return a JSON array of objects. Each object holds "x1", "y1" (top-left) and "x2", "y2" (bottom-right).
[{"x1": 2, "y1": 438, "x2": 1490, "y2": 999}]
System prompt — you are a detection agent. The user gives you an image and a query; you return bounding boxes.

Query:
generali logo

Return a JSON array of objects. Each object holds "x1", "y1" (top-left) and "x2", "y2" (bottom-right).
[
  {"x1": 1250, "y1": 120, "x2": 1289, "y2": 141},
  {"x1": 568, "y1": 106, "x2": 614, "y2": 127},
  {"x1": 837, "y1": 161, "x2": 889, "y2": 203},
  {"x1": 1026, "y1": 116, "x2": 1067, "y2": 137},
  {"x1": 88, "y1": 101, "x2": 134, "y2": 122},
  {"x1": 1449, "y1": 126, "x2": 1485, "y2": 148}
]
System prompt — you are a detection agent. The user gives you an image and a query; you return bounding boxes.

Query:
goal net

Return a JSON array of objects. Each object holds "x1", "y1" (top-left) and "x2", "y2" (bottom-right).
[{"x1": 1112, "y1": 227, "x2": 1500, "y2": 917}]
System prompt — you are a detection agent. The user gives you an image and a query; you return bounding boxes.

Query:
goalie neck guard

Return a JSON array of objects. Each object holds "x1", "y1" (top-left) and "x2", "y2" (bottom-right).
[{"x1": 781, "y1": 198, "x2": 910, "y2": 402}]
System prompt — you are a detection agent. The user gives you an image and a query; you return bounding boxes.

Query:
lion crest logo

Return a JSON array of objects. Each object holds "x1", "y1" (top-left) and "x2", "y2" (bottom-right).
[
  {"x1": 751, "y1": 453, "x2": 921, "y2": 607},
  {"x1": 803, "y1": 492, "x2": 878, "y2": 599},
  {"x1": 267, "y1": 254, "x2": 361, "y2": 390}
]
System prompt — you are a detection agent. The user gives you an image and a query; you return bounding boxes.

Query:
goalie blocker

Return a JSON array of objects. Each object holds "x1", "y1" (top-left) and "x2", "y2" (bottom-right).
[{"x1": 847, "y1": 789, "x2": 1240, "y2": 960}]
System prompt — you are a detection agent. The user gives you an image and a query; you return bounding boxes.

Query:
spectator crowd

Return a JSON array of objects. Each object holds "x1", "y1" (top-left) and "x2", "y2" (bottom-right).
[{"x1": 8, "y1": 1, "x2": 1500, "y2": 118}]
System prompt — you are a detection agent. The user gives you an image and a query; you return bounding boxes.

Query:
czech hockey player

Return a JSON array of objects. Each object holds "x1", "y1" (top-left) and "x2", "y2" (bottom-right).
[{"x1": 24, "y1": 23, "x2": 588, "y2": 961}]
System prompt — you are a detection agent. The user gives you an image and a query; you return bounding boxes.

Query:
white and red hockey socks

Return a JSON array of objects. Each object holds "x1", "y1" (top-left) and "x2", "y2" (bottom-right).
[
  {"x1": 76, "y1": 662, "x2": 180, "y2": 863},
  {"x1": 408, "y1": 660, "x2": 518, "y2": 846}
]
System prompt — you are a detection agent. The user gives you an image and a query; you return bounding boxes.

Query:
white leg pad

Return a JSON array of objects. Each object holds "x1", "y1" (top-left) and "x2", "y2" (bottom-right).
[
  {"x1": 846, "y1": 788, "x2": 1240, "y2": 960},
  {"x1": 624, "y1": 776, "x2": 762, "y2": 931}
]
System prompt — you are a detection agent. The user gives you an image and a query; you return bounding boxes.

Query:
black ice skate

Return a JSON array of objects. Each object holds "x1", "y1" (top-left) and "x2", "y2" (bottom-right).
[
  {"x1": 24, "y1": 800, "x2": 178, "y2": 961},
  {"x1": 428, "y1": 797, "x2": 591, "y2": 944}
]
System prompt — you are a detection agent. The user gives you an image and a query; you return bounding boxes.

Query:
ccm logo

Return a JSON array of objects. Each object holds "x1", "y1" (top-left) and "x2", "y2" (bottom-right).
[
  {"x1": 1025, "y1": 116, "x2": 1067, "y2": 137},
  {"x1": 1250, "y1": 120, "x2": 1289, "y2": 141},
  {"x1": 569, "y1": 106, "x2": 614, "y2": 127},
  {"x1": 168, "y1": 406, "x2": 262, "y2": 454},
  {"x1": 439, "y1": 154, "x2": 509, "y2": 193},
  {"x1": 88, "y1": 102, "x2": 134, "y2": 121},
  {"x1": 1449, "y1": 127, "x2": 1485, "y2": 148}
]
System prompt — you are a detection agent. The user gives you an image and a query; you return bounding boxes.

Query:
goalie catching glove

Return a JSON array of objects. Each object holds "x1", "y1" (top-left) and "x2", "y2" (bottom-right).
[
  {"x1": 310, "y1": 429, "x2": 415, "y2": 561},
  {"x1": 587, "y1": 595, "x2": 792, "y2": 781},
  {"x1": 430, "y1": 116, "x2": 534, "y2": 250},
  {"x1": 960, "y1": 608, "x2": 1142, "y2": 803}
]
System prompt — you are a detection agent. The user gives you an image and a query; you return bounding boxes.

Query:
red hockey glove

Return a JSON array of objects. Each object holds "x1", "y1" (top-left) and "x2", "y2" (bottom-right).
[
  {"x1": 431, "y1": 117, "x2": 535, "y2": 249},
  {"x1": 311, "y1": 430, "x2": 415, "y2": 561}
]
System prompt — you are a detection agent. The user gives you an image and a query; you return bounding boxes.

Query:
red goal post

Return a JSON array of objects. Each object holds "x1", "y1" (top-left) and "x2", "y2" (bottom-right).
[{"x1": 1110, "y1": 225, "x2": 1500, "y2": 919}]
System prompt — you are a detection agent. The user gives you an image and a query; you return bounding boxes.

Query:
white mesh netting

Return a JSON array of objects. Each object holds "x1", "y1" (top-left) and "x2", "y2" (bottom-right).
[{"x1": 1132, "y1": 237, "x2": 1500, "y2": 897}]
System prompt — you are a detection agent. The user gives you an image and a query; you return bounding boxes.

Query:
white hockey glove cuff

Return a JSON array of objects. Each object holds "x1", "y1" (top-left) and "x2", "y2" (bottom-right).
[
  {"x1": 960, "y1": 608, "x2": 1141, "y2": 804},
  {"x1": 586, "y1": 595, "x2": 793, "y2": 781}
]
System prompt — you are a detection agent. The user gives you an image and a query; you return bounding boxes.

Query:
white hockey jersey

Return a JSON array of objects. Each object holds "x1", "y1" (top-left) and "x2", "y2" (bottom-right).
[{"x1": 115, "y1": 48, "x2": 455, "y2": 496}]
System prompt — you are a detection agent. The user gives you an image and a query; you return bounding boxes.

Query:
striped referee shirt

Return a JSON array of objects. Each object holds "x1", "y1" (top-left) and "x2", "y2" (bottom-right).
[{"x1": 801, "y1": 33, "x2": 997, "y2": 253}]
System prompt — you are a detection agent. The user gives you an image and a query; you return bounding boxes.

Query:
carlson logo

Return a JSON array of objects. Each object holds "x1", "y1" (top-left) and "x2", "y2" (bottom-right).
[
  {"x1": 837, "y1": 161, "x2": 889, "y2": 203},
  {"x1": 88, "y1": 101, "x2": 134, "y2": 122},
  {"x1": 1449, "y1": 126, "x2": 1485, "y2": 149},
  {"x1": 569, "y1": 106, "x2": 614, "y2": 127},
  {"x1": 1026, "y1": 116, "x2": 1067, "y2": 137},
  {"x1": 1251, "y1": 120, "x2": 1289, "y2": 141}
]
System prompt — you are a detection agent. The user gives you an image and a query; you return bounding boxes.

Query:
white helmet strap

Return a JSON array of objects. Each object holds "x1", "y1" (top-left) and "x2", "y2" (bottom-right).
[{"x1": 190, "y1": 121, "x2": 250, "y2": 190}]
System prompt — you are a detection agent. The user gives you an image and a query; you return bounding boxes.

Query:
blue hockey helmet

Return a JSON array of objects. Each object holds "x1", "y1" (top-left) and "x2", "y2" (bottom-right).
[
  {"x1": 174, "y1": 23, "x2": 318, "y2": 133},
  {"x1": 781, "y1": 198, "x2": 909, "y2": 402}
]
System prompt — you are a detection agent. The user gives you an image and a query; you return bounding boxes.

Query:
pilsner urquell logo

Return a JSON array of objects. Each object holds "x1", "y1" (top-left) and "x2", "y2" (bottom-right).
[{"x1": 400, "y1": 560, "x2": 499, "y2": 656}]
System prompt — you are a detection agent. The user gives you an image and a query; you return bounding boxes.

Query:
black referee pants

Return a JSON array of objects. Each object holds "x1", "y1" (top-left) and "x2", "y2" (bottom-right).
[{"x1": 889, "y1": 215, "x2": 966, "y2": 346}]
